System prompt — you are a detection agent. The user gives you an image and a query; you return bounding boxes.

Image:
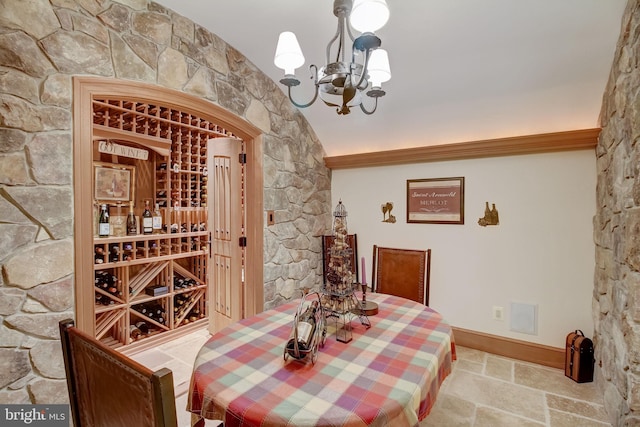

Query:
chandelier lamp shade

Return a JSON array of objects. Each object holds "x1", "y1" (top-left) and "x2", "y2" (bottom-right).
[{"x1": 273, "y1": 0, "x2": 391, "y2": 115}]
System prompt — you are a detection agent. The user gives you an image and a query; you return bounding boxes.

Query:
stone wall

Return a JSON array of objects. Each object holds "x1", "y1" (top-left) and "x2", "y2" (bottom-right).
[
  {"x1": 0, "y1": 0, "x2": 331, "y2": 404},
  {"x1": 594, "y1": 0, "x2": 640, "y2": 424}
]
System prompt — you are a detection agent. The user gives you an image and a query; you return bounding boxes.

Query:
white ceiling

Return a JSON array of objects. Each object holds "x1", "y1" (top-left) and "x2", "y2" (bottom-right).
[{"x1": 154, "y1": 0, "x2": 627, "y2": 157}]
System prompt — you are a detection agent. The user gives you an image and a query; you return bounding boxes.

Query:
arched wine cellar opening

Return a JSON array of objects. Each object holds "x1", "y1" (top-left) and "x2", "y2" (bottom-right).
[{"x1": 73, "y1": 77, "x2": 264, "y2": 353}]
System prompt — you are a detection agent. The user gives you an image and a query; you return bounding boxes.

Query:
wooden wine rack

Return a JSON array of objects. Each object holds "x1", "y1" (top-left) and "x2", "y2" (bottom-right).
[{"x1": 90, "y1": 98, "x2": 231, "y2": 350}]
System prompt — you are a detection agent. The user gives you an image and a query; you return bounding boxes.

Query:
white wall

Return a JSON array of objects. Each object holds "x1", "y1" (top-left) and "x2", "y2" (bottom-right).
[{"x1": 331, "y1": 149, "x2": 596, "y2": 348}]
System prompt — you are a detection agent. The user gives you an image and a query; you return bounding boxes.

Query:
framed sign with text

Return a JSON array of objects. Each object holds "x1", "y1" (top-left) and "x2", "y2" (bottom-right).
[{"x1": 407, "y1": 177, "x2": 465, "y2": 224}]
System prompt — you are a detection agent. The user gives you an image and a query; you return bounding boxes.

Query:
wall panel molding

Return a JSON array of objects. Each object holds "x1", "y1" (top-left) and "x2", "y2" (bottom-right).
[{"x1": 324, "y1": 128, "x2": 600, "y2": 169}]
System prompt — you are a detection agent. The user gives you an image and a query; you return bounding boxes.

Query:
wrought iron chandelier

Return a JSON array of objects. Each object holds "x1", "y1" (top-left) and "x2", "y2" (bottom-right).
[{"x1": 274, "y1": 0, "x2": 391, "y2": 115}]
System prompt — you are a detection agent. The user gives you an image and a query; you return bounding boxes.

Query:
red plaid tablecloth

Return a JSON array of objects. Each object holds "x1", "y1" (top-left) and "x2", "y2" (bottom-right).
[{"x1": 188, "y1": 293, "x2": 454, "y2": 427}]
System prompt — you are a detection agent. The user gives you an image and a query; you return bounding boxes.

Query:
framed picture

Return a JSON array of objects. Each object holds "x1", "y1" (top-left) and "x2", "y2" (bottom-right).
[
  {"x1": 407, "y1": 177, "x2": 464, "y2": 224},
  {"x1": 94, "y1": 162, "x2": 135, "y2": 202}
]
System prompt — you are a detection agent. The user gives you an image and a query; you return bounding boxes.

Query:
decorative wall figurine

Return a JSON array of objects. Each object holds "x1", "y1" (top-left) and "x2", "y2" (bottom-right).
[
  {"x1": 478, "y1": 202, "x2": 499, "y2": 226},
  {"x1": 381, "y1": 202, "x2": 396, "y2": 223}
]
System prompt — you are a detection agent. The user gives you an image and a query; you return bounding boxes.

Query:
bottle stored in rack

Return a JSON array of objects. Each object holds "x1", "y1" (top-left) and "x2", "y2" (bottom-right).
[
  {"x1": 98, "y1": 204, "x2": 110, "y2": 237},
  {"x1": 152, "y1": 203, "x2": 162, "y2": 234},
  {"x1": 109, "y1": 244, "x2": 120, "y2": 263},
  {"x1": 136, "y1": 321, "x2": 149, "y2": 335},
  {"x1": 174, "y1": 277, "x2": 198, "y2": 289},
  {"x1": 126, "y1": 201, "x2": 137, "y2": 235},
  {"x1": 94, "y1": 246, "x2": 105, "y2": 264},
  {"x1": 130, "y1": 324, "x2": 142, "y2": 340},
  {"x1": 142, "y1": 200, "x2": 153, "y2": 235},
  {"x1": 133, "y1": 302, "x2": 166, "y2": 325},
  {"x1": 95, "y1": 270, "x2": 122, "y2": 300}
]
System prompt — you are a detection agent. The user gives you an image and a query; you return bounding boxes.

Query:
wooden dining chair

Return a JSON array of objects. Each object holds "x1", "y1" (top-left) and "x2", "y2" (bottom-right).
[
  {"x1": 371, "y1": 245, "x2": 431, "y2": 305},
  {"x1": 59, "y1": 319, "x2": 178, "y2": 427}
]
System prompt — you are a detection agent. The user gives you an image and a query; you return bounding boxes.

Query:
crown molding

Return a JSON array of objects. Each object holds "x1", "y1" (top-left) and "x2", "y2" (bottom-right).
[{"x1": 324, "y1": 128, "x2": 600, "y2": 169}]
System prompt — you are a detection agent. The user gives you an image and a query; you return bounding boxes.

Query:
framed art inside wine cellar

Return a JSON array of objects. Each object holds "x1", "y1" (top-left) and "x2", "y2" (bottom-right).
[{"x1": 94, "y1": 162, "x2": 135, "y2": 203}]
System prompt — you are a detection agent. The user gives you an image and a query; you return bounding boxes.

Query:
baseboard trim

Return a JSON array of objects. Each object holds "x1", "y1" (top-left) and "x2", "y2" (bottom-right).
[{"x1": 452, "y1": 326, "x2": 565, "y2": 370}]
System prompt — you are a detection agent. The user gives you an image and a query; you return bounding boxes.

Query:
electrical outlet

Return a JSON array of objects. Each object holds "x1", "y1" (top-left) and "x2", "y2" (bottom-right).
[{"x1": 492, "y1": 306, "x2": 504, "y2": 321}]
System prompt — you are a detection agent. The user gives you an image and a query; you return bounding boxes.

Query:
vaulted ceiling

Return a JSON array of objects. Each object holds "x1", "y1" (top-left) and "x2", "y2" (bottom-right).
[{"x1": 155, "y1": 0, "x2": 627, "y2": 157}]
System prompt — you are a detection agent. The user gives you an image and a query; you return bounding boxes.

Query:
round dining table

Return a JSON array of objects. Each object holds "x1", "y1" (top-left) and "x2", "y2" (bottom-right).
[{"x1": 188, "y1": 292, "x2": 455, "y2": 427}]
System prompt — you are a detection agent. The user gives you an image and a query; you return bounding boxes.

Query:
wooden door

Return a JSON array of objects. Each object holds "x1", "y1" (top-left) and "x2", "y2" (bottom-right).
[{"x1": 208, "y1": 137, "x2": 244, "y2": 333}]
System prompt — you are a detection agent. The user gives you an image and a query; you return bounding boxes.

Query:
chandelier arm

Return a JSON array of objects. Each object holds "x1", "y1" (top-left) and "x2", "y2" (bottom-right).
[
  {"x1": 287, "y1": 65, "x2": 320, "y2": 109},
  {"x1": 338, "y1": 18, "x2": 346, "y2": 63},
  {"x1": 326, "y1": 22, "x2": 342, "y2": 65},
  {"x1": 359, "y1": 97, "x2": 378, "y2": 115},
  {"x1": 353, "y1": 48, "x2": 372, "y2": 90}
]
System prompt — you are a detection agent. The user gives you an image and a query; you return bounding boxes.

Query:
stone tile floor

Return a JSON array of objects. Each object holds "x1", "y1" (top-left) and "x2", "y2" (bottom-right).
[
  {"x1": 130, "y1": 328, "x2": 219, "y2": 427},
  {"x1": 422, "y1": 346, "x2": 609, "y2": 427},
  {"x1": 132, "y1": 329, "x2": 611, "y2": 427}
]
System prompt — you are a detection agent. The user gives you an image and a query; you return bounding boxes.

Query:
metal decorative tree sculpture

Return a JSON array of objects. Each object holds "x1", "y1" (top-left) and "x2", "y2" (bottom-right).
[
  {"x1": 326, "y1": 201, "x2": 354, "y2": 291},
  {"x1": 322, "y1": 200, "x2": 370, "y2": 342}
]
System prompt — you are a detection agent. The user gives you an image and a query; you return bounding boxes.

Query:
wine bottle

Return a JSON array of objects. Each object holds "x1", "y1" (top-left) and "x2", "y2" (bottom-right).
[
  {"x1": 189, "y1": 308, "x2": 202, "y2": 322},
  {"x1": 130, "y1": 324, "x2": 142, "y2": 340},
  {"x1": 98, "y1": 204, "x2": 110, "y2": 237},
  {"x1": 94, "y1": 246, "x2": 105, "y2": 264},
  {"x1": 142, "y1": 200, "x2": 153, "y2": 235},
  {"x1": 285, "y1": 301, "x2": 319, "y2": 359},
  {"x1": 135, "y1": 321, "x2": 149, "y2": 335},
  {"x1": 126, "y1": 201, "x2": 137, "y2": 235},
  {"x1": 95, "y1": 271, "x2": 107, "y2": 285},
  {"x1": 152, "y1": 203, "x2": 162, "y2": 234},
  {"x1": 490, "y1": 203, "x2": 499, "y2": 225},
  {"x1": 109, "y1": 244, "x2": 120, "y2": 263}
]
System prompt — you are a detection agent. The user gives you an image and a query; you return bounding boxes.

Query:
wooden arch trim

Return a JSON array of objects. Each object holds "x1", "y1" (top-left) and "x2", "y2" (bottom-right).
[{"x1": 72, "y1": 76, "x2": 264, "y2": 331}]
